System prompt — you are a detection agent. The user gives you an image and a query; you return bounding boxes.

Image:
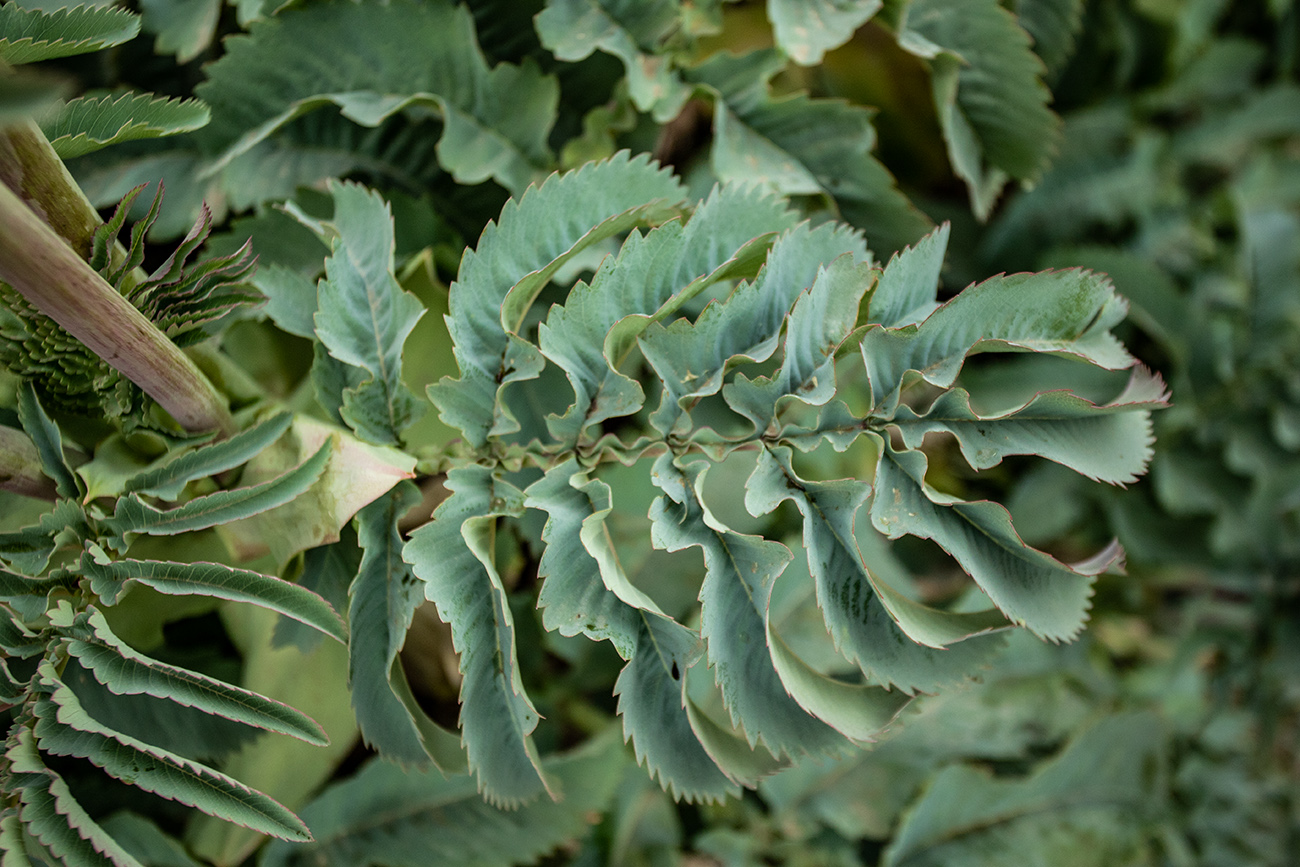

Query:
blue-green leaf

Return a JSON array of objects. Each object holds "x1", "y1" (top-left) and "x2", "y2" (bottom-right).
[
  {"x1": 1012, "y1": 0, "x2": 1085, "y2": 77},
  {"x1": 891, "y1": 368, "x2": 1167, "y2": 485},
  {"x1": 524, "y1": 461, "x2": 735, "y2": 801},
  {"x1": 42, "y1": 93, "x2": 209, "y2": 159},
  {"x1": 16, "y1": 382, "x2": 79, "y2": 501},
  {"x1": 650, "y1": 456, "x2": 907, "y2": 754},
  {"x1": 97, "y1": 812, "x2": 202, "y2": 867},
  {"x1": 404, "y1": 467, "x2": 551, "y2": 806},
  {"x1": 0, "y1": 499, "x2": 87, "y2": 575},
  {"x1": 348, "y1": 481, "x2": 445, "y2": 767},
  {"x1": 272, "y1": 533, "x2": 360, "y2": 653},
  {"x1": 8, "y1": 729, "x2": 145, "y2": 867},
  {"x1": 0, "y1": 64, "x2": 68, "y2": 126},
  {"x1": 122, "y1": 411, "x2": 291, "y2": 501},
  {"x1": 0, "y1": 4, "x2": 139, "y2": 65},
  {"x1": 0, "y1": 656, "x2": 26, "y2": 704},
  {"x1": 0, "y1": 607, "x2": 43, "y2": 658},
  {"x1": 525, "y1": 462, "x2": 643, "y2": 657},
  {"x1": 868, "y1": 223, "x2": 949, "y2": 329},
  {"x1": 310, "y1": 182, "x2": 426, "y2": 446},
  {"x1": 860, "y1": 269, "x2": 1133, "y2": 415},
  {"x1": 62, "y1": 608, "x2": 327, "y2": 745},
  {"x1": 31, "y1": 664, "x2": 312, "y2": 842},
  {"x1": 769, "y1": 0, "x2": 882, "y2": 65},
  {"x1": 746, "y1": 445, "x2": 1010, "y2": 692},
  {"x1": 429, "y1": 151, "x2": 685, "y2": 447},
  {"x1": 540, "y1": 185, "x2": 797, "y2": 445},
  {"x1": 0, "y1": 810, "x2": 36, "y2": 866},
  {"x1": 683, "y1": 49, "x2": 931, "y2": 255},
  {"x1": 724, "y1": 255, "x2": 874, "y2": 433},
  {"x1": 869, "y1": 443, "x2": 1120, "y2": 641},
  {"x1": 900, "y1": 0, "x2": 1059, "y2": 217},
  {"x1": 197, "y1": 0, "x2": 558, "y2": 194},
  {"x1": 615, "y1": 613, "x2": 736, "y2": 803},
  {"x1": 80, "y1": 554, "x2": 346, "y2": 643},
  {"x1": 106, "y1": 440, "x2": 330, "y2": 546},
  {"x1": 0, "y1": 565, "x2": 75, "y2": 620},
  {"x1": 641, "y1": 220, "x2": 869, "y2": 437},
  {"x1": 536, "y1": 0, "x2": 689, "y2": 121},
  {"x1": 139, "y1": 0, "x2": 221, "y2": 63}
]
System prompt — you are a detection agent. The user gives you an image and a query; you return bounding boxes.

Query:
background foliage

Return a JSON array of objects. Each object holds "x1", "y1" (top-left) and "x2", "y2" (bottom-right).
[{"x1": 0, "y1": 0, "x2": 1296, "y2": 865}]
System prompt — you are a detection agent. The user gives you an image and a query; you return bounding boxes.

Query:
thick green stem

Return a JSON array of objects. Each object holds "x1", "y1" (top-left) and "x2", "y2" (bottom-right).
[
  {"x1": 0, "y1": 423, "x2": 55, "y2": 500},
  {"x1": 0, "y1": 181, "x2": 235, "y2": 436}
]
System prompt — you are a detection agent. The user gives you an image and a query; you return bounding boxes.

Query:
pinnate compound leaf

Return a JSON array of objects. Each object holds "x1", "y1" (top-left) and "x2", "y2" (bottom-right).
[
  {"x1": 16, "y1": 382, "x2": 80, "y2": 501},
  {"x1": 536, "y1": 0, "x2": 689, "y2": 121},
  {"x1": 769, "y1": 0, "x2": 882, "y2": 65},
  {"x1": 80, "y1": 554, "x2": 347, "y2": 643},
  {"x1": 62, "y1": 608, "x2": 327, "y2": 745},
  {"x1": 348, "y1": 481, "x2": 443, "y2": 766},
  {"x1": 870, "y1": 444, "x2": 1120, "y2": 640},
  {"x1": 883, "y1": 713, "x2": 1162, "y2": 867},
  {"x1": 30, "y1": 664, "x2": 312, "y2": 843},
  {"x1": 860, "y1": 269, "x2": 1133, "y2": 415},
  {"x1": 404, "y1": 467, "x2": 551, "y2": 806},
  {"x1": 123, "y1": 411, "x2": 291, "y2": 501},
  {"x1": 891, "y1": 367, "x2": 1167, "y2": 485},
  {"x1": 8, "y1": 730, "x2": 144, "y2": 867},
  {"x1": 684, "y1": 49, "x2": 930, "y2": 255},
  {"x1": 901, "y1": 0, "x2": 1059, "y2": 218},
  {"x1": 310, "y1": 182, "x2": 425, "y2": 446},
  {"x1": 540, "y1": 185, "x2": 797, "y2": 445},
  {"x1": 0, "y1": 4, "x2": 139, "y2": 65},
  {"x1": 745, "y1": 446, "x2": 1010, "y2": 692},
  {"x1": 641, "y1": 220, "x2": 868, "y2": 437},
  {"x1": 42, "y1": 93, "x2": 210, "y2": 159},
  {"x1": 106, "y1": 440, "x2": 330, "y2": 545},
  {"x1": 197, "y1": 0, "x2": 557, "y2": 194},
  {"x1": 430, "y1": 151, "x2": 685, "y2": 447},
  {"x1": 260, "y1": 729, "x2": 627, "y2": 867}
]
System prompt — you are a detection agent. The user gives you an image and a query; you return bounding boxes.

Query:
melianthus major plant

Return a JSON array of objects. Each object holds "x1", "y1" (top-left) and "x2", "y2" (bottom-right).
[
  {"x1": 394, "y1": 153, "x2": 1165, "y2": 807},
  {"x1": 0, "y1": 0, "x2": 1177, "y2": 864}
]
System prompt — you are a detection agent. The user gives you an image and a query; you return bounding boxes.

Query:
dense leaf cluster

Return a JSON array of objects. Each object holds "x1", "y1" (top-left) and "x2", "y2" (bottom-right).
[{"x1": 0, "y1": 0, "x2": 1295, "y2": 866}]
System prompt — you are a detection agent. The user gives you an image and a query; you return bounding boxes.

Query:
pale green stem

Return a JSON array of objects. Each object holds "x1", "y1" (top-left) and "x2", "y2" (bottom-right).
[
  {"x1": 0, "y1": 423, "x2": 55, "y2": 500},
  {"x1": 0, "y1": 121, "x2": 101, "y2": 259},
  {"x1": 0, "y1": 181, "x2": 235, "y2": 436}
]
